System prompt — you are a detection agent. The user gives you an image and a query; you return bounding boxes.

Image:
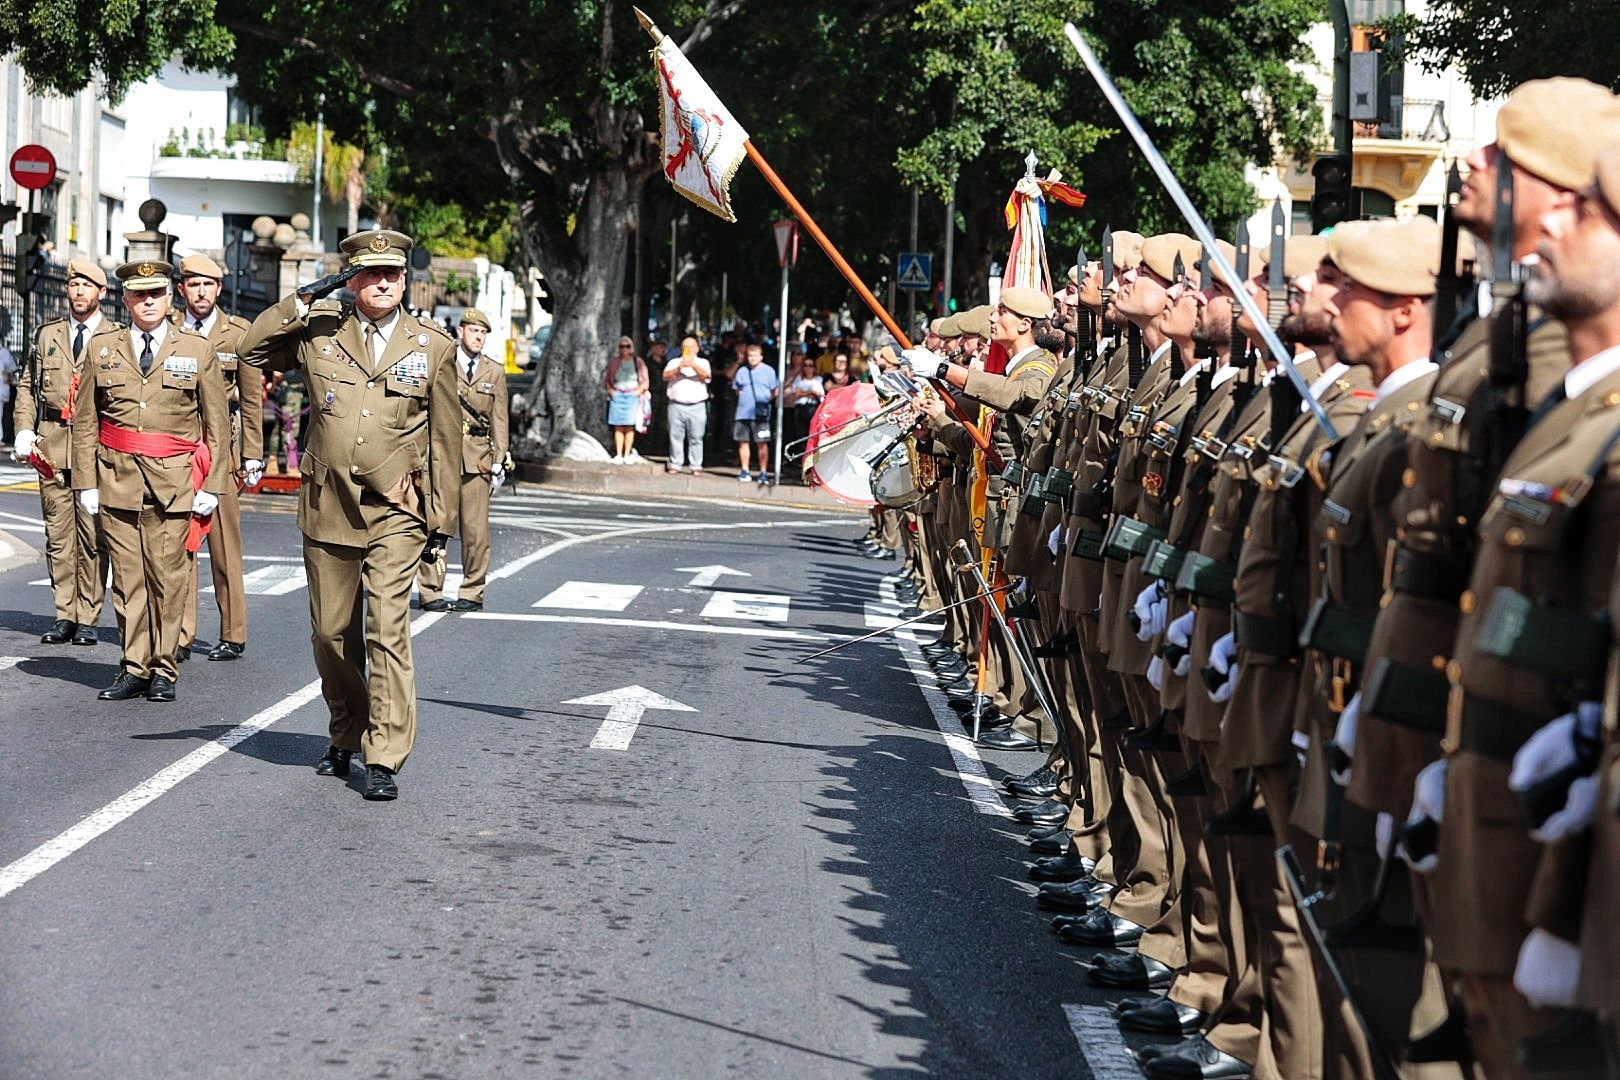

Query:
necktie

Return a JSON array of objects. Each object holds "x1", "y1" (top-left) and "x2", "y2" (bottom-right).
[
  {"x1": 192, "y1": 318, "x2": 204, "y2": 333},
  {"x1": 72, "y1": 323, "x2": 85, "y2": 360},
  {"x1": 1527, "y1": 382, "x2": 1569, "y2": 429},
  {"x1": 467, "y1": 357, "x2": 476, "y2": 381},
  {"x1": 364, "y1": 323, "x2": 379, "y2": 367},
  {"x1": 139, "y1": 332, "x2": 154, "y2": 376}
]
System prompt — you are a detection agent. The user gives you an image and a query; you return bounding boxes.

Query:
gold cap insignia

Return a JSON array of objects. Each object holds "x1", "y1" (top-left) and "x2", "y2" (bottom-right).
[
  {"x1": 369, "y1": 235, "x2": 390, "y2": 253},
  {"x1": 138, "y1": 263, "x2": 155, "y2": 277}
]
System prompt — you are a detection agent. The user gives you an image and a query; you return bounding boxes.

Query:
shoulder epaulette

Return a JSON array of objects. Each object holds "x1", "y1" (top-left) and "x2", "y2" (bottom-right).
[
  {"x1": 227, "y1": 313, "x2": 253, "y2": 330},
  {"x1": 416, "y1": 314, "x2": 455, "y2": 341},
  {"x1": 309, "y1": 299, "x2": 347, "y2": 316}
]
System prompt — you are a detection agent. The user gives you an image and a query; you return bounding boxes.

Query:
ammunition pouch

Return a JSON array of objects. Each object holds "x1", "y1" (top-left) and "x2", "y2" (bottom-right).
[
  {"x1": 1070, "y1": 527, "x2": 1106, "y2": 562},
  {"x1": 1141, "y1": 539, "x2": 1187, "y2": 583},
  {"x1": 1299, "y1": 598, "x2": 1375, "y2": 667},
  {"x1": 1101, "y1": 516, "x2": 1165, "y2": 562},
  {"x1": 1001, "y1": 460, "x2": 1026, "y2": 487},
  {"x1": 1233, "y1": 610, "x2": 1297, "y2": 660},
  {"x1": 1018, "y1": 474, "x2": 1048, "y2": 518},
  {"x1": 1362, "y1": 657, "x2": 1449, "y2": 736},
  {"x1": 1388, "y1": 547, "x2": 1469, "y2": 603},
  {"x1": 1175, "y1": 552, "x2": 1236, "y2": 605},
  {"x1": 1474, "y1": 587, "x2": 1610, "y2": 689},
  {"x1": 1043, "y1": 468, "x2": 1074, "y2": 503}
]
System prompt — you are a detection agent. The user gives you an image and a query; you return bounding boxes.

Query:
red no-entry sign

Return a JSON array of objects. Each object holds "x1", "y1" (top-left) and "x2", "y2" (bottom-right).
[{"x1": 10, "y1": 144, "x2": 57, "y2": 190}]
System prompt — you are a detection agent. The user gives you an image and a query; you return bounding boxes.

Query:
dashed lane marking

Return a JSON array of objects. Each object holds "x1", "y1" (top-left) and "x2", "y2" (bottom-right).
[
  {"x1": 533, "y1": 581, "x2": 645, "y2": 612},
  {"x1": 466, "y1": 611, "x2": 822, "y2": 640},
  {"x1": 699, "y1": 591, "x2": 791, "y2": 623}
]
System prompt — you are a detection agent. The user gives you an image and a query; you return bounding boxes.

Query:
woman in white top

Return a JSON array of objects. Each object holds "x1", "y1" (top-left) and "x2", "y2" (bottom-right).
[{"x1": 782, "y1": 353, "x2": 824, "y2": 471}]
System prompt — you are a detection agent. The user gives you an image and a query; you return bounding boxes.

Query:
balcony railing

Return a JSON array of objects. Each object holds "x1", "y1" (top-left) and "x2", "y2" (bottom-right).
[{"x1": 1319, "y1": 96, "x2": 1450, "y2": 143}]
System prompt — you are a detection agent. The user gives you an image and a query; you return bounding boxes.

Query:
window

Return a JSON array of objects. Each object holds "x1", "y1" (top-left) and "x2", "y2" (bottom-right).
[{"x1": 225, "y1": 86, "x2": 260, "y2": 130}]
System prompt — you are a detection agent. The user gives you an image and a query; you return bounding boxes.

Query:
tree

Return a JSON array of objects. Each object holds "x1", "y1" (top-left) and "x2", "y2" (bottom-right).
[
  {"x1": 286, "y1": 122, "x2": 370, "y2": 236},
  {"x1": 1392, "y1": 0, "x2": 1620, "y2": 99}
]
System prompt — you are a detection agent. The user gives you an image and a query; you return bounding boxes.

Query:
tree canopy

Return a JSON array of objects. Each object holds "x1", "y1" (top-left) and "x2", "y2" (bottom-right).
[{"x1": 1394, "y1": 0, "x2": 1620, "y2": 99}]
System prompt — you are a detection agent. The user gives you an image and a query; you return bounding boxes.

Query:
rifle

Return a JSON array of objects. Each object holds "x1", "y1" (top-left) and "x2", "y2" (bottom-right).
[
  {"x1": 1480, "y1": 155, "x2": 1530, "y2": 486},
  {"x1": 1228, "y1": 221, "x2": 1257, "y2": 412},
  {"x1": 1433, "y1": 161, "x2": 1464, "y2": 354}
]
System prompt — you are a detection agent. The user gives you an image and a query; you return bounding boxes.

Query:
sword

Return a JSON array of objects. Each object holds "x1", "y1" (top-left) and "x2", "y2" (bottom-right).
[
  {"x1": 792, "y1": 581, "x2": 1015, "y2": 664},
  {"x1": 1064, "y1": 24, "x2": 1337, "y2": 441}
]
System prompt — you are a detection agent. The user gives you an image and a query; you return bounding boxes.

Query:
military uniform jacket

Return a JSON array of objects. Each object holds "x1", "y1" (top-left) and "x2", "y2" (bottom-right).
[
  {"x1": 1058, "y1": 341, "x2": 1130, "y2": 615},
  {"x1": 15, "y1": 316, "x2": 123, "y2": 474},
  {"x1": 961, "y1": 348, "x2": 1059, "y2": 502},
  {"x1": 456, "y1": 352, "x2": 509, "y2": 475},
  {"x1": 237, "y1": 294, "x2": 462, "y2": 546},
  {"x1": 1003, "y1": 352, "x2": 1077, "y2": 581},
  {"x1": 1435, "y1": 365, "x2": 1620, "y2": 976},
  {"x1": 69, "y1": 325, "x2": 232, "y2": 512},
  {"x1": 1351, "y1": 316, "x2": 1569, "y2": 817},
  {"x1": 183, "y1": 311, "x2": 264, "y2": 467}
]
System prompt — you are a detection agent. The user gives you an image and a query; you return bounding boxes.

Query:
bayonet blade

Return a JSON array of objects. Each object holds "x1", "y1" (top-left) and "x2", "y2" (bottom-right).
[
  {"x1": 1268, "y1": 201, "x2": 1287, "y2": 328},
  {"x1": 1235, "y1": 220, "x2": 1251, "y2": 281},
  {"x1": 1101, "y1": 223, "x2": 1115, "y2": 292},
  {"x1": 1173, "y1": 251, "x2": 1187, "y2": 288},
  {"x1": 1492, "y1": 152, "x2": 1515, "y2": 289}
]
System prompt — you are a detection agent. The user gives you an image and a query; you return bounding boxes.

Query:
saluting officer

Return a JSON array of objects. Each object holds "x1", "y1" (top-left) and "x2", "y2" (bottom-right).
[
  {"x1": 13, "y1": 259, "x2": 113, "y2": 647},
  {"x1": 175, "y1": 253, "x2": 263, "y2": 662},
  {"x1": 417, "y1": 308, "x2": 508, "y2": 613},
  {"x1": 72, "y1": 260, "x2": 231, "y2": 703},
  {"x1": 237, "y1": 229, "x2": 461, "y2": 801}
]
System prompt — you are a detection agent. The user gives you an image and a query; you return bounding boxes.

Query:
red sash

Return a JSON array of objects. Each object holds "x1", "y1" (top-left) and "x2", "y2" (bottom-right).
[{"x1": 98, "y1": 420, "x2": 214, "y2": 552}]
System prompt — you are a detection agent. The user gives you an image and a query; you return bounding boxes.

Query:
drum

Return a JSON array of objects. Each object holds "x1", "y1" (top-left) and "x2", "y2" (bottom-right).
[{"x1": 870, "y1": 442, "x2": 922, "y2": 509}]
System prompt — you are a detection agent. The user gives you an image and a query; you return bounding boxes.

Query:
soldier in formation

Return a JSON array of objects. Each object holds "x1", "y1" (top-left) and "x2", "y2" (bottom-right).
[{"x1": 890, "y1": 76, "x2": 1620, "y2": 1079}]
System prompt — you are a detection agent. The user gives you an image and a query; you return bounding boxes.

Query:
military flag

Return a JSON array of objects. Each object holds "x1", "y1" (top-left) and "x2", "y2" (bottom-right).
[{"x1": 647, "y1": 20, "x2": 749, "y2": 221}]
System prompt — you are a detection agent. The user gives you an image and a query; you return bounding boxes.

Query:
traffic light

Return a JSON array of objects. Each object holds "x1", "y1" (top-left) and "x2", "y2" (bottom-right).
[
  {"x1": 1311, "y1": 154, "x2": 1353, "y2": 234},
  {"x1": 20, "y1": 211, "x2": 51, "y2": 239},
  {"x1": 947, "y1": 297, "x2": 958, "y2": 313}
]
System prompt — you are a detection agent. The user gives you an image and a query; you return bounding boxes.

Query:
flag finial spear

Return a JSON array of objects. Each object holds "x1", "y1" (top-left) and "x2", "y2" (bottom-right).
[
  {"x1": 633, "y1": 7, "x2": 662, "y2": 41},
  {"x1": 1023, "y1": 149, "x2": 1039, "y2": 178}
]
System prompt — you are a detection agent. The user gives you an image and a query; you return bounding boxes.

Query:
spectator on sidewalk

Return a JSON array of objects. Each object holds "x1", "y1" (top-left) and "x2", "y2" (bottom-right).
[
  {"x1": 782, "y1": 352, "x2": 823, "y2": 475},
  {"x1": 663, "y1": 335, "x2": 710, "y2": 474},
  {"x1": 823, "y1": 351, "x2": 853, "y2": 391},
  {"x1": 603, "y1": 336, "x2": 648, "y2": 463},
  {"x1": 0, "y1": 329, "x2": 17, "y2": 448},
  {"x1": 732, "y1": 343, "x2": 779, "y2": 485}
]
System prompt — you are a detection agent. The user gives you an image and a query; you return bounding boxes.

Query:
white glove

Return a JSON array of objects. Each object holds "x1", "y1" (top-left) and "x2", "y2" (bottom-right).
[
  {"x1": 1133, "y1": 582, "x2": 1167, "y2": 642},
  {"x1": 1207, "y1": 631, "x2": 1238, "y2": 703},
  {"x1": 490, "y1": 466, "x2": 506, "y2": 493},
  {"x1": 1399, "y1": 758, "x2": 1447, "y2": 874},
  {"x1": 192, "y1": 491, "x2": 219, "y2": 517},
  {"x1": 1510, "y1": 704, "x2": 1602, "y2": 793},
  {"x1": 1147, "y1": 654, "x2": 1167, "y2": 691},
  {"x1": 78, "y1": 489, "x2": 99, "y2": 515},
  {"x1": 243, "y1": 459, "x2": 264, "y2": 487},
  {"x1": 1533, "y1": 775, "x2": 1600, "y2": 843},
  {"x1": 1514, "y1": 929, "x2": 1582, "y2": 1009},
  {"x1": 1331, "y1": 692, "x2": 1360, "y2": 787},
  {"x1": 1374, "y1": 811, "x2": 1396, "y2": 860},
  {"x1": 13, "y1": 429, "x2": 35, "y2": 460},
  {"x1": 1047, "y1": 524, "x2": 1062, "y2": 556},
  {"x1": 1167, "y1": 611, "x2": 1194, "y2": 677},
  {"x1": 901, "y1": 346, "x2": 944, "y2": 374}
]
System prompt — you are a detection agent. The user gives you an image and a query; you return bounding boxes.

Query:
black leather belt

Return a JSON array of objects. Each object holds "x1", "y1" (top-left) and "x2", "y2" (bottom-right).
[
  {"x1": 1362, "y1": 657, "x2": 1448, "y2": 735},
  {"x1": 1234, "y1": 610, "x2": 1297, "y2": 658},
  {"x1": 39, "y1": 405, "x2": 67, "y2": 423},
  {"x1": 1457, "y1": 693, "x2": 1551, "y2": 764},
  {"x1": 1474, "y1": 586, "x2": 1610, "y2": 688},
  {"x1": 1299, "y1": 598, "x2": 1375, "y2": 666},
  {"x1": 1388, "y1": 547, "x2": 1468, "y2": 602}
]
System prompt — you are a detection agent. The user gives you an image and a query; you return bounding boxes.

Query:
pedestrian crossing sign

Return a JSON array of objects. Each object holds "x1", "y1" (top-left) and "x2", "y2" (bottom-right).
[{"x1": 897, "y1": 252, "x2": 932, "y2": 291}]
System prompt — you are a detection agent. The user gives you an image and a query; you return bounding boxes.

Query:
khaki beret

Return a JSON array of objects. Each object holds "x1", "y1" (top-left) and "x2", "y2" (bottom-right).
[
  {"x1": 1327, "y1": 217, "x2": 1440, "y2": 297},
  {"x1": 459, "y1": 308, "x2": 491, "y2": 329},
  {"x1": 1067, "y1": 264, "x2": 1081, "y2": 286},
  {"x1": 1195, "y1": 241, "x2": 1237, "y2": 287},
  {"x1": 875, "y1": 344, "x2": 899, "y2": 367},
  {"x1": 1497, "y1": 78, "x2": 1620, "y2": 192},
  {"x1": 1111, "y1": 230, "x2": 1145, "y2": 272},
  {"x1": 340, "y1": 228, "x2": 413, "y2": 268},
  {"x1": 928, "y1": 317, "x2": 947, "y2": 336},
  {"x1": 937, "y1": 315, "x2": 962, "y2": 339},
  {"x1": 1140, "y1": 233, "x2": 1201, "y2": 282},
  {"x1": 178, "y1": 253, "x2": 224, "y2": 280},
  {"x1": 997, "y1": 286, "x2": 1054, "y2": 320},
  {"x1": 67, "y1": 258, "x2": 107, "y2": 288},
  {"x1": 1592, "y1": 143, "x2": 1620, "y2": 221},
  {"x1": 1251, "y1": 233, "x2": 1329, "y2": 279},
  {"x1": 117, "y1": 259, "x2": 173, "y2": 292},
  {"x1": 957, "y1": 304, "x2": 995, "y2": 338}
]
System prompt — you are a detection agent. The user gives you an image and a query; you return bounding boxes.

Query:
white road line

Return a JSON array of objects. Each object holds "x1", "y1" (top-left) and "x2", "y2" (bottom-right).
[
  {"x1": 0, "y1": 509, "x2": 44, "y2": 527},
  {"x1": 864, "y1": 600, "x2": 943, "y2": 631},
  {"x1": 1062, "y1": 1003, "x2": 1141, "y2": 1080},
  {"x1": 0, "y1": 656, "x2": 25, "y2": 673},
  {"x1": 700, "y1": 591, "x2": 791, "y2": 623},
  {"x1": 533, "y1": 580, "x2": 644, "y2": 612},
  {"x1": 0, "y1": 514, "x2": 829, "y2": 899},
  {"x1": 879, "y1": 577, "x2": 1009, "y2": 817},
  {"x1": 466, "y1": 611, "x2": 823, "y2": 640}
]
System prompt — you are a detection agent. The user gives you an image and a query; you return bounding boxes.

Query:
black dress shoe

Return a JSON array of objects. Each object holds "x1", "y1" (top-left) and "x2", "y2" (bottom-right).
[
  {"x1": 176, "y1": 646, "x2": 191, "y2": 663},
  {"x1": 1007, "y1": 775, "x2": 1059, "y2": 798},
  {"x1": 452, "y1": 599, "x2": 483, "y2": 612},
  {"x1": 1029, "y1": 829, "x2": 1074, "y2": 855},
  {"x1": 975, "y1": 711, "x2": 1013, "y2": 732},
  {"x1": 979, "y1": 728, "x2": 1040, "y2": 751},
  {"x1": 1037, "y1": 878, "x2": 1106, "y2": 912},
  {"x1": 1026, "y1": 821, "x2": 1068, "y2": 841},
  {"x1": 72, "y1": 624, "x2": 98, "y2": 646},
  {"x1": 1029, "y1": 852, "x2": 1093, "y2": 883},
  {"x1": 420, "y1": 597, "x2": 454, "y2": 612},
  {"x1": 1100, "y1": 706, "x2": 1134, "y2": 730},
  {"x1": 1119, "y1": 996, "x2": 1206, "y2": 1036},
  {"x1": 1166, "y1": 763, "x2": 1208, "y2": 798},
  {"x1": 1403, "y1": 1002, "x2": 1473, "y2": 1065},
  {"x1": 1111, "y1": 995, "x2": 1164, "y2": 1016},
  {"x1": 1005, "y1": 764, "x2": 1055, "y2": 790},
  {"x1": 1004, "y1": 595, "x2": 1041, "y2": 620},
  {"x1": 1032, "y1": 629, "x2": 1079, "y2": 658},
  {"x1": 363, "y1": 764, "x2": 399, "y2": 800},
  {"x1": 1124, "y1": 715, "x2": 1179, "y2": 752},
  {"x1": 98, "y1": 672, "x2": 152, "y2": 701},
  {"x1": 1142, "y1": 1036, "x2": 1252, "y2": 1079},
  {"x1": 40, "y1": 619, "x2": 76, "y2": 644},
  {"x1": 1059, "y1": 909, "x2": 1144, "y2": 946},
  {"x1": 146, "y1": 675, "x2": 176, "y2": 702},
  {"x1": 1012, "y1": 798, "x2": 1069, "y2": 825},
  {"x1": 315, "y1": 746, "x2": 354, "y2": 777},
  {"x1": 1087, "y1": 953, "x2": 1175, "y2": 989},
  {"x1": 207, "y1": 641, "x2": 245, "y2": 661}
]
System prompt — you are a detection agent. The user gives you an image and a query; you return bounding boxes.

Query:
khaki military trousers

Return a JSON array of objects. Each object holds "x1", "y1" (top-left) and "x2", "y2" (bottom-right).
[
  {"x1": 304, "y1": 500, "x2": 425, "y2": 773},
  {"x1": 101, "y1": 504, "x2": 190, "y2": 681},
  {"x1": 419, "y1": 473, "x2": 492, "y2": 604},
  {"x1": 38, "y1": 472, "x2": 106, "y2": 625},
  {"x1": 183, "y1": 482, "x2": 248, "y2": 646}
]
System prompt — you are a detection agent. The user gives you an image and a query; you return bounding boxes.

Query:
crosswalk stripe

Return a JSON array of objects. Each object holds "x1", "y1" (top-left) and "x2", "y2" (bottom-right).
[
  {"x1": 534, "y1": 580, "x2": 644, "y2": 612},
  {"x1": 700, "y1": 590, "x2": 791, "y2": 623}
]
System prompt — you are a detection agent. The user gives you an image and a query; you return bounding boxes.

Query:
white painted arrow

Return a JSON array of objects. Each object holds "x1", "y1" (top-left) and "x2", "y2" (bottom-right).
[
  {"x1": 675, "y1": 564, "x2": 751, "y2": 588},
  {"x1": 563, "y1": 685, "x2": 697, "y2": 751}
]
